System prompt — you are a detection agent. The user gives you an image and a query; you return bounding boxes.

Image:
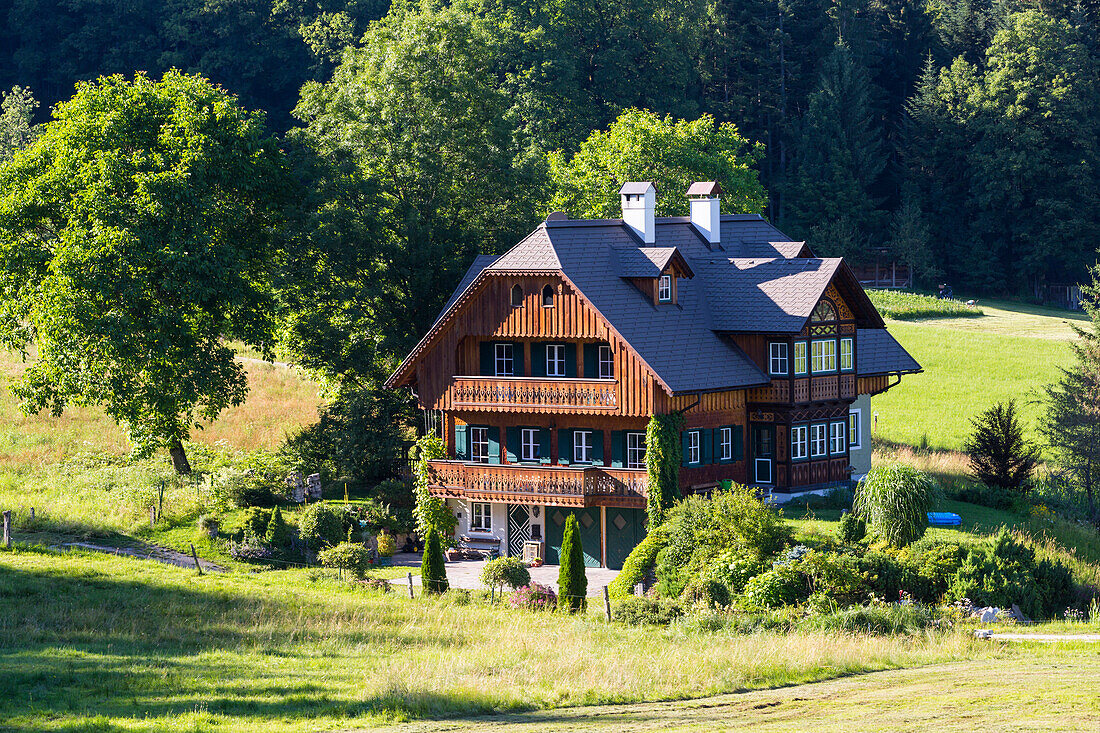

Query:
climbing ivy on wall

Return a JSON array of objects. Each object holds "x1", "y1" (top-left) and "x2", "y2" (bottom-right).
[
  {"x1": 412, "y1": 434, "x2": 456, "y2": 538},
  {"x1": 645, "y1": 413, "x2": 685, "y2": 527}
]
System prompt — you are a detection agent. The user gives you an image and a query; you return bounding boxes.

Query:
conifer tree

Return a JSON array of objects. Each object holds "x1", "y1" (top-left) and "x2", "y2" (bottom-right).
[
  {"x1": 265, "y1": 506, "x2": 292, "y2": 550},
  {"x1": 965, "y1": 400, "x2": 1039, "y2": 494},
  {"x1": 558, "y1": 514, "x2": 588, "y2": 613},
  {"x1": 421, "y1": 530, "x2": 449, "y2": 595}
]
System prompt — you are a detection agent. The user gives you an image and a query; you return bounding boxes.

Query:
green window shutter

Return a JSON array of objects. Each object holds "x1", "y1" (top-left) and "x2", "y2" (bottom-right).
[
  {"x1": 531, "y1": 342, "x2": 546, "y2": 377},
  {"x1": 512, "y1": 342, "x2": 525, "y2": 377},
  {"x1": 583, "y1": 343, "x2": 598, "y2": 378},
  {"x1": 539, "y1": 428, "x2": 551, "y2": 463},
  {"x1": 455, "y1": 424, "x2": 469, "y2": 460},
  {"x1": 701, "y1": 429, "x2": 713, "y2": 464},
  {"x1": 558, "y1": 429, "x2": 573, "y2": 464},
  {"x1": 564, "y1": 343, "x2": 577, "y2": 377},
  {"x1": 592, "y1": 431, "x2": 605, "y2": 466},
  {"x1": 713, "y1": 429, "x2": 724, "y2": 464},
  {"x1": 505, "y1": 427, "x2": 520, "y2": 463},
  {"x1": 610, "y1": 431, "x2": 625, "y2": 468},
  {"x1": 487, "y1": 426, "x2": 501, "y2": 464},
  {"x1": 681, "y1": 432, "x2": 691, "y2": 467},
  {"x1": 733, "y1": 425, "x2": 744, "y2": 461},
  {"x1": 479, "y1": 342, "x2": 494, "y2": 376}
]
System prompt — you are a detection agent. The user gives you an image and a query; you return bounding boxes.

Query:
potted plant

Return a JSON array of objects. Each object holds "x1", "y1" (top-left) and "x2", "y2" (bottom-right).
[{"x1": 376, "y1": 530, "x2": 396, "y2": 567}]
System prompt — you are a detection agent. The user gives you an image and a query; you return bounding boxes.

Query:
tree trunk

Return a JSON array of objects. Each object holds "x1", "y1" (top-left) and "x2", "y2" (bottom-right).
[{"x1": 169, "y1": 438, "x2": 192, "y2": 475}]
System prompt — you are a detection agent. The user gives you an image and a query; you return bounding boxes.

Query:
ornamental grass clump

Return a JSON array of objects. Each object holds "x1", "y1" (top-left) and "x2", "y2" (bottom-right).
[{"x1": 854, "y1": 464, "x2": 936, "y2": 548}]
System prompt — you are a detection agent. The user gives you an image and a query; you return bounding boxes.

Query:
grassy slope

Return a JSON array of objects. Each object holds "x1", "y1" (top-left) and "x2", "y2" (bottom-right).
[
  {"x1": 0, "y1": 548, "x2": 987, "y2": 733},
  {"x1": 873, "y1": 300, "x2": 1078, "y2": 451}
]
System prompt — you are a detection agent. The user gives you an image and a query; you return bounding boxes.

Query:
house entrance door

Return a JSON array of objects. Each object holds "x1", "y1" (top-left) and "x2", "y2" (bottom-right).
[
  {"x1": 506, "y1": 504, "x2": 530, "y2": 557},
  {"x1": 752, "y1": 425, "x2": 775, "y2": 485},
  {"x1": 545, "y1": 507, "x2": 601, "y2": 567}
]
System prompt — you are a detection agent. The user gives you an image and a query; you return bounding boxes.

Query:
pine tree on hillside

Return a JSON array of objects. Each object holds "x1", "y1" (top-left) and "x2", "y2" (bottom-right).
[
  {"x1": 786, "y1": 40, "x2": 887, "y2": 263},
  {"x1": 964, "y1": 400, "x2": 1039, "y2": 494},
  {"x1": 421, "y1": 530, "x2": 450, "y2": 595},
  {"x1": 265, "y1": 506, "x2": 292, "y2": 549},
  {"x1": 558, "y1": 514, "x2": 588, "y2": 613}
]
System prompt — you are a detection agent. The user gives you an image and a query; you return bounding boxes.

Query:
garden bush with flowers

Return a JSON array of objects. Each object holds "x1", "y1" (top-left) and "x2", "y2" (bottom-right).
[{"x1": 510, "y1": 582, "x2": 557, "y2": 610}]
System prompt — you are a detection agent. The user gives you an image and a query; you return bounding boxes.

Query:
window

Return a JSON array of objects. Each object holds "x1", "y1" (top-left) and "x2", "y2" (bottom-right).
[
  {"x1": 494, "y1": 342, "x2": 514, "y2": 376},
  {"x1": 830, "y1": 420, "x2": 847, "y2": 455},
  {"x1": 810, "y1": 423, "x2": 828, "y2": 458},
  {"x1": 573, "y1": 430, "x2": 593, "y2": 463},
  {"x1": 658, "y1": 274, "x2": 672, "y2": 302},
  {"x1": 546, "y1": 344, "x2": 566, "y2": 377},
  {"x1": 521, "y1": 428, "x2": 540, "y2": 462},
  {"x1": 811, "y1": 299, "x2": 837, "y2": 322},
  {"x1": 598, "y1": 345, "x2": 613, "y2": 379},
  {"x1": 811, "y1": 339, "x2": 837, "y2": 373},
  {"x1": 840, "y1": 337, "x2": 854, "y2": 372},
  {"x1": 849, "y1": 409, "x2": 862, "y2": 450},
  {"x1": 769, "y1": 342, "x2": 789, "y2": 375},
  {"x1": 542, "y1": 284, "x2": 554, "y2": 307},
  {"x1": 794, "y1": 341, "x2": 808, "y2": 375},
  {"x1": 627, "y1": 432, "x2": 646, "y2": 469},
  {"x1": 471, "y1": 427, "x2": 489, "y2": 463},
  {"x1": 719, "y1": 427, "x2": 733, "y2": 461},
  {"x1": 471, "y1": 502, "x2": 492, "y2": 532},
  {"x1": 688, "y1": 430, "x2": 701, "y2": 464},
  {"x1": 510, "y1": 284, "x2": 523, "y2": 307},
  {"x1": 790, "y1": 425, "x2": 808, "y2": 460}
]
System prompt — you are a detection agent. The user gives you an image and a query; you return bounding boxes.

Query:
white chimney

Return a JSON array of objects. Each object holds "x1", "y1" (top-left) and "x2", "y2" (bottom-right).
[
  {"x1": 687, "y1": 181, "x2": 723, "y2": 246},
  {"x1": 619, "y1": 181, "x2": 656, "y2": 244}
]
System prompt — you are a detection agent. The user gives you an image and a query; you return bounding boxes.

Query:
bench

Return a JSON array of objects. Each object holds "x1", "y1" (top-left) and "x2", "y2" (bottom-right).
[{"x1": 457, "y1": 535, "x2": 501, "y2": 560}]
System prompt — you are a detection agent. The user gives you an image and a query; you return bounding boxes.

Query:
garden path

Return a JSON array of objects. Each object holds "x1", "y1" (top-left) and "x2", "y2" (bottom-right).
[{"x1": 390, "y1": 553, "x2": 619, "y2": 597}]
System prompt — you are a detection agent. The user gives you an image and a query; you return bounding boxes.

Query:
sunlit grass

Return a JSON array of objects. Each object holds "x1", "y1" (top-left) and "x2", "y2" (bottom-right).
[{"x1": 866, "y1": 290, "x2": 983, "y2": 320}]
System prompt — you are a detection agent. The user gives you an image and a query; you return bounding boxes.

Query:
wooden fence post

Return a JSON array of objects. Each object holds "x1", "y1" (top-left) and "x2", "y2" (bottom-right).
[
  {"x1": 189, "y1": 543, "x2": 203, "y2": 576},
  {"x1": 407, "y1": 572, "x2": 415, "y2": 599},
  {"x1": 150, "y1": 506, "x2": 156, "y2": 528},
  {"x1": 29, "y1": 507, "x2": 34, "y2": 521},
  {"x1": 3, "y1": 510, "x2": 10, "y2": 549},
  {"x1": 603, "y1": 586, "x2": 612, "y2": 622}
]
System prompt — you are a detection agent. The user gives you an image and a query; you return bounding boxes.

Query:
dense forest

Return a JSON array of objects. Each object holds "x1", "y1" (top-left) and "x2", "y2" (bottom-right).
[{"x1": 2, "y1": 0, "x2": 1099, "y2": 481}]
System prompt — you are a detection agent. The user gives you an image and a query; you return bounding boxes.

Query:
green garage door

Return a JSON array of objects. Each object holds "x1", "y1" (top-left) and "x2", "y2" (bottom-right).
[
  {"x1": 605, "y1": 508, "x2": 646, "y2": 570},
  {"x1": 545, "y1": 507, "x2": 600, "y2": 567}
]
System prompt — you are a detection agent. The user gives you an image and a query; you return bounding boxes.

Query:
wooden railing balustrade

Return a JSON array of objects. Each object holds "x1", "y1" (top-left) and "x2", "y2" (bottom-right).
[
  {"x1": 426, "y1": 460, "x2": 647, "y2": 506},
  {"x1": 750, "y1": 375, "x2": 857, "y2": 404},
  {"x1": 450, "y1": 376, "x2": 618, "y2": 413}
]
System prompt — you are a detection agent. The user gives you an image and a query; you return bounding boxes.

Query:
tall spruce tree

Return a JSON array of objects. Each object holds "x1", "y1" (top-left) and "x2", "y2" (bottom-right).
[{"x1": 786, "y1": 41, "x2": 887, "y2": 262}]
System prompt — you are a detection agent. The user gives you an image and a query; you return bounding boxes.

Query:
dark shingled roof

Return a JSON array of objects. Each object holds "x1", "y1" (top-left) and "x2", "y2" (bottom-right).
[
  {"x1": 398, "y1": 213, "x2": 915, "y2": 394},
  {"x1": 857, "y1": 329, "x2": 922, "y2": 375}
]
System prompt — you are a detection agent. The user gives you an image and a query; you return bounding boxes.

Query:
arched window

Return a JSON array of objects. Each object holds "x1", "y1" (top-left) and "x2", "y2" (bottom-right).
[
  {"x1": 510, "y1": 284, "x2": 523, "y2": 307},
  {"x1": 811, "y1": 299, "x2": 837, "y2": 323},
  {"x1": 542, "y1": 284, "x2": 554, "y2": 308}
]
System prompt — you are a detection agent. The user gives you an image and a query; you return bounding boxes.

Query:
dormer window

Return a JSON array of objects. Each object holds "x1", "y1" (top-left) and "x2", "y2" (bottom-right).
[
  {"x1": 510, "y1": 284, "x2": 523, "y2": 307},
  {"x1": 658, "y1": 275, "x2": 672, "y2": 302},
  {"x1": 542, "y1": 284, "x2": 554, "y2": 307}
]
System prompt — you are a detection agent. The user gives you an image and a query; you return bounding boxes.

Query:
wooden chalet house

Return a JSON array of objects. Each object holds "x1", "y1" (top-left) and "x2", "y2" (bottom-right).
[{"x1": 386, "y1": 182, "x2": 920, "y2": 569}]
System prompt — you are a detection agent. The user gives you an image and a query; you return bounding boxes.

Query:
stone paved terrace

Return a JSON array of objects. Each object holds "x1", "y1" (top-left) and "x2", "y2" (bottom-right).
[{"x1": 390, "y1": 553, "x2": 620, "y2": 597}]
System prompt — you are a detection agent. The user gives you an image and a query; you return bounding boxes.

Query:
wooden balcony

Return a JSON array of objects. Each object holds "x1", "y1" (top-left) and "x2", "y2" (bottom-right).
[
  {"x1": 749, "y1": 375, "x2": 858, "y2": 404},
  {"x1": 426, "y1": 460, "x2": 647, "y2": 508},
  {"x1": 449, "y1": 376, "x2": 618, "y2": 414}
]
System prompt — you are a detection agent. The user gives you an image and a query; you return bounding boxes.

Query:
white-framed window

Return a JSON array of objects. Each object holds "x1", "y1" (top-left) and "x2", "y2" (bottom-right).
[
  {"x1": 794, "y1": 341, "x2": 808, "y2": 376},
  {"x1": 849, "y1": 409, "x2": 862, "y2": 450},
  {"x1": 790, "y1": 424, "x2": 809, "y2": 460},
  {"x1": 574, "y1": 430, "x2": 593, "y2": 463},
  {"x1": 769, "y1": 342, "x2": 789, "y2": 375},
  {"x1": 658, "y1": 274, "x2": 672, "y2": 302},
  {"x1": 546, "y1": 344, "x2": 566, "y2": 377},
  {"x1": 840, "y1": 337, "x2": 854, "y2": 372},
  {"x1": 810, "y1": 423, "x2": 828, "y2": 458},
  {"x1": 494, "y1": 342, "x2": 514, "y2": 376},
  {"x1": 811, "y1": 339, "x2": 837, "y2": 373},
  {"x1": 627, "y1": 432, "x2": 646, "y2": 469},
  {"x1": 470, "y1": 427, "x2": 489, "y2": 463},
  {"x1": 688, "y1": 430, "x2": 701, "y2": 464},
  {"x1": 598, "y1": 345, "x2": 613, "y2": 379},
  {"x1": 521, "y1": 428, "x2": 540, "y2": 462},
  {"x1": 830, "y1": 420, "x2": 847, "y2": 455},
  {"x1": 471, "y1": 502, "x2": 492, "y2": 532},
  {"x1": 719, "y1": 427, "x2": 733, "y2": 461}
]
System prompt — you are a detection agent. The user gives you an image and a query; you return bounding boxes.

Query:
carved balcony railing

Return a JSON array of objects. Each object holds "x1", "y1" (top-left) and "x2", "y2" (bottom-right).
[
  {"x1": 450, "y1": 376, "x2": 618, "y2": 413},
  {"x1": 426, "y1": 460, "x2": 647, "y2": 507},
  {"x1": 749, "y1": 375, "x2": 858, "y2": 404}
]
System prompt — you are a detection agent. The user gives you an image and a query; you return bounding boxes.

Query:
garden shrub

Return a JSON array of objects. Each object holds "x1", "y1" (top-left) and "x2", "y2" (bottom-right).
[
  {"x1": 196, "y1": 515, "x2": 219, "y2": 538},
  {"x1": 799, "y1": 603, "x2": 934, "y2": 635},
  {"x1": 228, "y1": 538, "x2": 274, "y2": 561},
  {"x1": 796, "y1": 549, "x2": 864, "y2": 605},
  {"x1": 239, "y1": 507, "x2": 272, "y2": 540},
  {"x1": 360, "y1": 577, "x2": 391, "y2": 593},
  {"x1": 559, "y1": 514, "x2": 588, "y2": 612},
  {"x1": 608, "y1": 531, "x2": 664, "y2": 598},
  {"x1": 943, "y1": 481, "x2": 1013, "y2": 510},
  {"x1": 837, "y1": 511, "x2": 866, "y2": 544},
  {"x1": 612, "y1": 596, "x2": 684, "y2": 625},
  {"x1": 264, "y1": 506, "x2": 292, "y2": 549},
  {"x1": 706, "y1": 548, "x2": 767, "y2": 593},
  {"x1": 510, "y1": 582, "x2": 557, "y2": 610},
  {"x1": 298, "y1": 504, "x2": 344, "y2": 549},
  {"x1": 741, "y1": 564, "x2": 806, "y2": 608},
  {"x1": 854, "y1": 464, "x2": 936, "y2": 547},
  {"x1": 897, "y1": 540, "x2": 968, "y2": 602},
  {"x1": 855, "y1": 551, "x2": 906, "y2": 601},
  {"x1": 421, "y1": 529, "x2": 449, "y2": 595},
  {"x1": 480, "y1": 556, "x2": 531, "y2": 592},
  {"x1": 375, "y1": 530, "x2": 396, "y2": 557},
  {"x1": 317, "y1": 542, "x2": 372, "y2": 578},
  {"x1": 679, "y1": 576, "x2": 731, "y2": 608}
]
